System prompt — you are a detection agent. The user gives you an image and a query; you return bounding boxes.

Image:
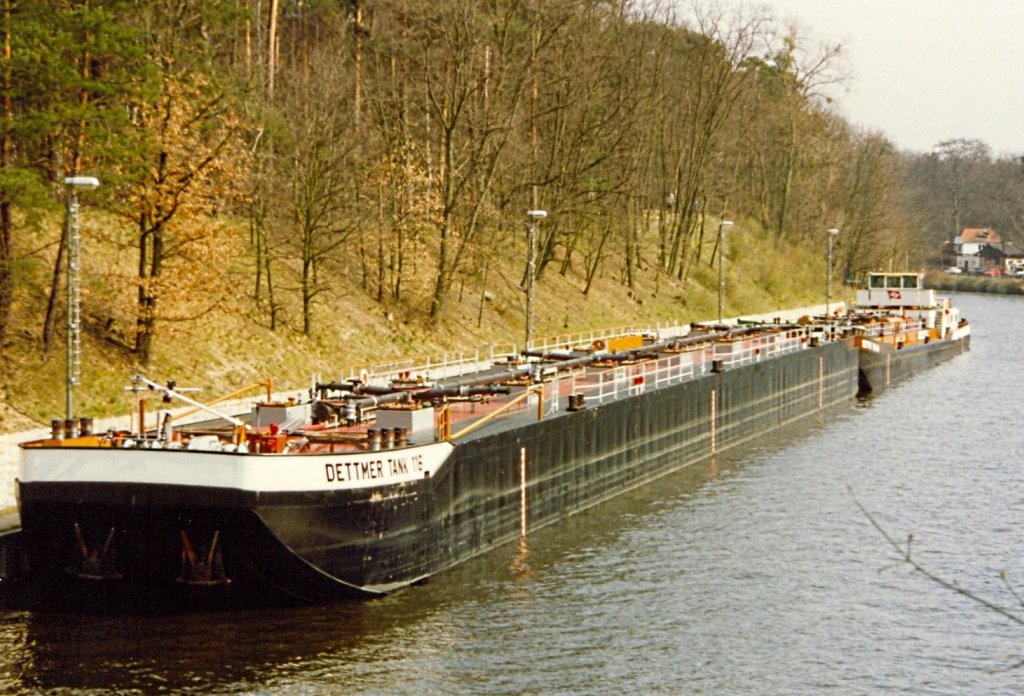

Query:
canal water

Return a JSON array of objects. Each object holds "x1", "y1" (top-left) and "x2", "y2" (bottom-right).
[{"x1": 1, "y1": 292, "x2": 1021, "y2": 695}]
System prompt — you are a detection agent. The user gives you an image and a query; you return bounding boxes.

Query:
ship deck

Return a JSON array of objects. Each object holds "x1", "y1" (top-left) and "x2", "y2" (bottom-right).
[{"x1": 171, "y1": 323, "x2": 820, "y2": 455}]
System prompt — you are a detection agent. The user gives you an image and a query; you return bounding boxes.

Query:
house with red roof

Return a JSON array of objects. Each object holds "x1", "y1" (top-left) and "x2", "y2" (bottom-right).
[{"x1": 953, "y1": 227, "x2": 1001, "y2": 272}]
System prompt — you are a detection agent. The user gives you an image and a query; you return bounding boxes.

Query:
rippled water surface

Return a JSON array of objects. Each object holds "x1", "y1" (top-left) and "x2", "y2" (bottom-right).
[{"x1": 2, "y1": 292, "x2": 1023, "y2": 694}]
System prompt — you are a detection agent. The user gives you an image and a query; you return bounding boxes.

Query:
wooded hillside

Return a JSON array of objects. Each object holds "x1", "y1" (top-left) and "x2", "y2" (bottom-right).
[{"x1": 0, "y1": 1, "x2": 1021, "y2": 427}]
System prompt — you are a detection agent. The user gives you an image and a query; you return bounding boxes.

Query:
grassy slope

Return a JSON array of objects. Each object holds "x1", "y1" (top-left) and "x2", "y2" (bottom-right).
[{"x1": 0, "y1": 216, "x2": 831, "y2": 434}]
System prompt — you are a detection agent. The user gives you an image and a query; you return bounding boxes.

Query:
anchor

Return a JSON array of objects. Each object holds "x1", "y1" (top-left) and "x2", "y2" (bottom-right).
[
  {"x1": 178, "y1": 530, "x2": 231, "y2": 587},
  {"x1": 66, "y1": 523, "x2": 123, "y2": 580}
]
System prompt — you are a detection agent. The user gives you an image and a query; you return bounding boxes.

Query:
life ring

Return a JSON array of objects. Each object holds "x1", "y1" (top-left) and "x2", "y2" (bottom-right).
[{"x1": 592, "y1": 339, "x2": 606, "y2": 351}]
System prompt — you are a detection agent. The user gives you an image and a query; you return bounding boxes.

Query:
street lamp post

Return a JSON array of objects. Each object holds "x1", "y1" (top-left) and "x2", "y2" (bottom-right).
[
  {"x1": 64, "y1": 175, "x2": 100, "y2": 421},
  {"x1": 717, "y1": 219, "x2": 733, "y2": 325},
  {"x1": 525, "y1": 209, "x2": 547, "y2": 349},
  {"x1": 826, "y1": 227, "x2": 839, "y2": 315}
]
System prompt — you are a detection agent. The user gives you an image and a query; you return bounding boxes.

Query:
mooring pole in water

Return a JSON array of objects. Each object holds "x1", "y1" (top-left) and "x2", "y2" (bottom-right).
[
  {"x1": 819, "y1": 356, "x2": 825, "y2": 408},
  {"x1": 519, "y1": 446, "x2": 528, "y2": 537},
  {"x1": 710, "y1": 388, "x2": 717, "y2": 454}
]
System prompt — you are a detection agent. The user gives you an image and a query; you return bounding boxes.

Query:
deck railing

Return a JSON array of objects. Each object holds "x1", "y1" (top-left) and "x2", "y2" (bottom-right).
[
  {"x1": 346, "y1": 324, "x2": 695, "y2": 386},
  {"x1": 444, "y1": 326, "x2": 816, "y2": 427},
  {"x1": 853, "y1": 317, "x2": 927, "y2": 339}
]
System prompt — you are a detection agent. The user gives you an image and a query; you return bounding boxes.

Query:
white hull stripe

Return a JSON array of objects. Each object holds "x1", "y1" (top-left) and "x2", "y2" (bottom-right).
[{"x1": 19, "y1": 442, "x2": 455, "y2": 492}]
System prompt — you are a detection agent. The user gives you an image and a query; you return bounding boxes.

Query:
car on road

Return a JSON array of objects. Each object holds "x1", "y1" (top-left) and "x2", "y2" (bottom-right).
[
  {"x1": 981, "y1": 267, "x2": 1001, "y2": 277},
  {"x1": 944, "y1": 266, "x2": 962, "y2": 274}
]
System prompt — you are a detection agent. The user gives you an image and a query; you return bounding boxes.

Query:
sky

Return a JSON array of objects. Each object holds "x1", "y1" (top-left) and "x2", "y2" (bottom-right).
[{"x1": 732, "y1": 0, "x2": 1024, "y2": 155}]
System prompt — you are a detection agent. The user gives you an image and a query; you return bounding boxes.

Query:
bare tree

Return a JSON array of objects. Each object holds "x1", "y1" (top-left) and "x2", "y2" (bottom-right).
[
  {"x1": 415, "y1": 2, "x2": 536, "y2": 324},
  {"x1": 934, "y1": 138, "x2": 991, "y2": 239},
  {"x1": 659, "y1": 4, "x2": 764, "y2": 280},
  {"x1": 115, "y1": 73, "x2": 247, "y2": 364},
  {"x1": 286, "y1": 123, "x2": 359, "y2": 336}
]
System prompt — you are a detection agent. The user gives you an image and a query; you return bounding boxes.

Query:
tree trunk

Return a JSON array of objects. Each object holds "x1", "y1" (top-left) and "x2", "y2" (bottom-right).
[
  {"x1": 302, "y1": 275, "x2": 312, "y2": 334},
  {"x1": 135, "y1": 220, "x2": 163, "y2": 365},
  {"x1": 0, "y1": 0, "x2": 12, "y2": 351},
  {"x1": 0, "y1": 198, "x2": 9, "y2": 352},
  {"x1": 264, "y1": 242, "x2": 277, "y2": 331},
  {"x1": 301, "y1": 229, "x2": 313, "y2": 334},
  {"x1": 429, "y1": 217, "x2": 451, "y2": 323},
  {"x1": 352, "y1": 0, "x2": 363, "y2": 128},
  {"x1": 582, "y1": 228, "x2": 611, "y2": 296},
  {"x1": 266, "y1": 0, "x2": 279, "y2": 101},
  {"x1": 375, "y1": 177, "x2": 385, "y2": 303},
  {"x1": 41, "y1": 238, "x2": 65, "y2": 350}
]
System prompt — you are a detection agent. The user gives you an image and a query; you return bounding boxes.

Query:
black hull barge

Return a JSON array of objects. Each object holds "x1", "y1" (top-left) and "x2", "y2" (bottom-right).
[
  {"x1": 15, "y1": 286, "x2": 969, "y2": 608},
  {"x1": 18, "y1": 323, "x2": 859, "y2": 606}
]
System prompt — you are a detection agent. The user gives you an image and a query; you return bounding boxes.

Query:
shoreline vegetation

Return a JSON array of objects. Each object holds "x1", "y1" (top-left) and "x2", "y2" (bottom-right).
[{"x1": 925, "y1": 273, "x2": 1024, "y2": 295}]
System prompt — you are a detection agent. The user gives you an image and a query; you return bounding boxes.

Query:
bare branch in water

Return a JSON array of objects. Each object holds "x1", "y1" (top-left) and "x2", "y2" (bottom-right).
[{"x1": 847, "y1": 482, "x2": 1024, "y2": 630}]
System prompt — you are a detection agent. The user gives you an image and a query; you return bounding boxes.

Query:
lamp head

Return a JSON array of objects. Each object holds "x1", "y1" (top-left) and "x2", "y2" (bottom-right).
[
  {"x1": 64, "y1": 176, "x2": 100, "y2": 190},
  {"x1": 526, "y1": 209, "x2": 548, "y2": 220}
]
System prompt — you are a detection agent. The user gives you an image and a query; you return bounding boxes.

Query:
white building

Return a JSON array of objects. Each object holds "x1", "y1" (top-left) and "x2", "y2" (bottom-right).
[{"x1": 953, "y1": 227, "x2": 1000, "y2": 271}]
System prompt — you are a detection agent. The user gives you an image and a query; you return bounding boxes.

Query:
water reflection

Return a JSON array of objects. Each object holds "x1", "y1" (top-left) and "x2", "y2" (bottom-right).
[
  {"x1": 509, "y1": 538, "x2": 535, "y2": 589},
  {"x1": 17, "y1": 604, "x2": 337, "y2": 692}
]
